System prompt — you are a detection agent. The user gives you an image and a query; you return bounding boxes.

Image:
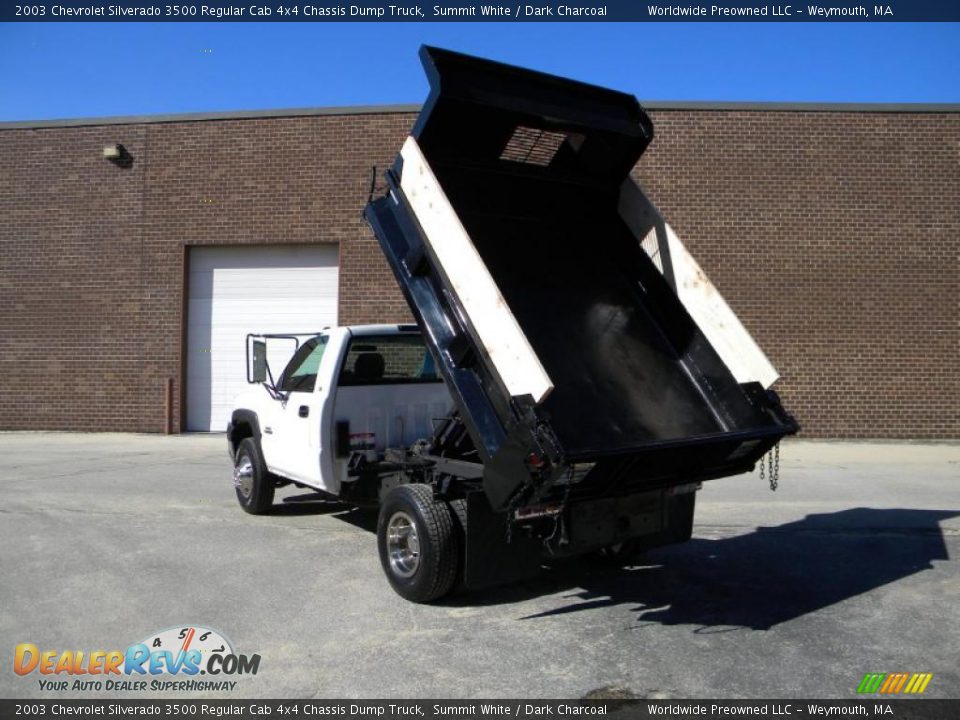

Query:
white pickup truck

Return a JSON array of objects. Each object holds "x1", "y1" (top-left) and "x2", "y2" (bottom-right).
[
  {"x1": 229, "y1": 324, "x2": 451, "y2": 511},
  {"x1": 229, "y1": 324, "x2": 470, "y2": 601},
  {"x1": 227, "y1": 47, "x2": 798, "y2": 603}
]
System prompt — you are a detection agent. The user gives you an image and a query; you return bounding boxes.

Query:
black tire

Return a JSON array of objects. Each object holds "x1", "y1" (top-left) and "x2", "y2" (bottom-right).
[
  {"x1": 233, "y1": 437, "x2": 275, "y2": 515},
  {"x1": 449, "y1": 498, "x2": 467, "y2": 537},
  {"x1": 448, "y1": 498, "x2": 468, "y2": 588},
  {"x1": 377, "y1": 484, "x2": 459, "y2": 603}
]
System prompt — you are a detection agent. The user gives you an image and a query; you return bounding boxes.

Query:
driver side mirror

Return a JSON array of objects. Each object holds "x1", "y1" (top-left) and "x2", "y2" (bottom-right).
[{"x1": 248, "y1": 338, "x2": 267, "y2": 384}]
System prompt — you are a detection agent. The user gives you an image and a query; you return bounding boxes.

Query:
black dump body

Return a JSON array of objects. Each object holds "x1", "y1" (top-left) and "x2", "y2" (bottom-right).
[{"x1": 365, "y1": 47, "x2": 798, "y2": 512}]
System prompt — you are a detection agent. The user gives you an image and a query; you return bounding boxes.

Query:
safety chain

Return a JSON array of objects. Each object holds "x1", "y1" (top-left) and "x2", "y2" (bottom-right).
[{"x1": 759, "y1": 442, "x2": 781, "y2": 491}]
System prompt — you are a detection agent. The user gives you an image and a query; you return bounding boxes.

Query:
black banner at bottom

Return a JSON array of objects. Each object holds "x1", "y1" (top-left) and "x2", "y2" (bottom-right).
[{"x1": 1, "y1": 700, "x2": 957, "y2": 720}]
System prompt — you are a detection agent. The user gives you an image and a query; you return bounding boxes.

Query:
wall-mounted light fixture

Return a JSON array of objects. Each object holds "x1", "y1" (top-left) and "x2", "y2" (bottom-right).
[{"x1": 103, "y1": 143, "x2": 133, "y2": 168}]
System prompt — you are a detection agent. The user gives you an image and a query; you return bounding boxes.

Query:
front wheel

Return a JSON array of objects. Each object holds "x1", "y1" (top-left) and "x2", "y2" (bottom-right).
[
  {"x1": 233, "y1": 437, "x2": 275, "y2": 515},
  {"x1": 377, "y1": 484, "x2": 459, "y2": 603}
]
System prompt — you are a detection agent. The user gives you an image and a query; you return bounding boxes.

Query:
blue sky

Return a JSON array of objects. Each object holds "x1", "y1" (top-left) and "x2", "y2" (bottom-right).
[{"x1": 0, "y1": 22, "x2": 957, "y2": 121}]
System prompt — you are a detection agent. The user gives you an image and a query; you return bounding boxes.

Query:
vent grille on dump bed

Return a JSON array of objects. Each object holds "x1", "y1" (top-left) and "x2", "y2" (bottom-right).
[
  {"x1": 641, "y1": 229, "x2": 665, "y2": 273},
  {"x1": 499, "y1": 126, "x2": 568, "y2": 166}
]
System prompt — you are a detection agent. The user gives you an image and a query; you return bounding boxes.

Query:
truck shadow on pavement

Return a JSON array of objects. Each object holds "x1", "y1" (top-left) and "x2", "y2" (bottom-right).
[
  {"x1": 270, "y1": 498, "x2": 956, "y2": 630},
  {"x1": 488, "y1": 507, "x2": 958, "y2": 630},
  {"x1": 275, "y1": 492, "x2": 379, "y2": 528}
]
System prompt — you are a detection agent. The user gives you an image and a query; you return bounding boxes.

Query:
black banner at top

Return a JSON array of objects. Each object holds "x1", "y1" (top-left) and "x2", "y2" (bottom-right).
[{"x1": 3, "y1": 0, "x2": 960, "y2": 22}]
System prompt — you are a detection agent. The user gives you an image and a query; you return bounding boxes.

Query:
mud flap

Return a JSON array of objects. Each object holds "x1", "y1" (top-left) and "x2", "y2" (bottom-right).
[{"x1": 463, "y1": 490, "x2": 542, "y2": 591}]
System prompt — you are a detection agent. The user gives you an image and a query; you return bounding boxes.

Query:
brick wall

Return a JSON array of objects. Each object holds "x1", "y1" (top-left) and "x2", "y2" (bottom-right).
[
  {"x1": 636, "y1": 110, "x2": 959, "y2": 440},
  {"x1": 0, "y1": 108, "x2": 956, "y2": 438}
]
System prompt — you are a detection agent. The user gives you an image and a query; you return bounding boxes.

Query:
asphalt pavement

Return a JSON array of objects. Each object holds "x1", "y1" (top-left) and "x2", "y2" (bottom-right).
[{"x1": 1, "y1": 433, "x2": 957, "y2": 699}]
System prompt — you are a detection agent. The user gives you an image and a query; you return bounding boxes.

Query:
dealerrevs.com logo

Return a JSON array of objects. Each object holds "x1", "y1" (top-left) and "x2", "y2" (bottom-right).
[{"x1": 14, "y1": 625, "x2": 260, "y2": 693}]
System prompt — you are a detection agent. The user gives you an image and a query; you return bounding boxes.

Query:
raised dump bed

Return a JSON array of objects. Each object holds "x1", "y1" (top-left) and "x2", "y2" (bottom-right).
[{"x1": 365, "y1": 47, "x2": 798, "y2": 513}]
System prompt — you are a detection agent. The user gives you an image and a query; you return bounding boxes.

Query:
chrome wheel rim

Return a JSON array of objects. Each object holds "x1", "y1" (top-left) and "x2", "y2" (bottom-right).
[
  {"x1": 234, "y1": 455, "x2": 254, "y2": 499},
  {"x1": 386, "y1": 511, "x2": 420, "y2": 579}
]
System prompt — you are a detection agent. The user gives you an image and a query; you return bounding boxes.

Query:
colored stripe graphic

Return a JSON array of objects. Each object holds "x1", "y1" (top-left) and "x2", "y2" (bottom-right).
[
  {"x1": 879, "y1": 674, "x2": 896, "y2": 693},
  {"x1": 908, "y1": 674, "x2": 933, "y2": 694},
  {"x1": 859, "y1": 673, "x2": 932, "y2": 694},
  {"x1": 880, "y1": 673, "x2": 909, "y2": 694},
  {"x1": 857, "y1": 674, "x2": 886, "y2": 693},
  {"x1": 894, "y1": 673, "x2": 910, "y2": 693}
]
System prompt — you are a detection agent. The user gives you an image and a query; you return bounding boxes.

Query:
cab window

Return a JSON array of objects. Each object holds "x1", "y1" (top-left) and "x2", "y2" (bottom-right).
[
  {"x1": 338, "y1": 334, "x2": 440, "y2": 386},
  {"x1": 279, "y1": 336, "x2": 327, "y2": 393}
]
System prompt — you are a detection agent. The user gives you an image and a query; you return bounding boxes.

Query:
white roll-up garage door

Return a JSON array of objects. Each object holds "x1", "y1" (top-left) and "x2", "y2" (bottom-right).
[{"x1": 186, "y1": 245, "x2": 339, "y2": 432}]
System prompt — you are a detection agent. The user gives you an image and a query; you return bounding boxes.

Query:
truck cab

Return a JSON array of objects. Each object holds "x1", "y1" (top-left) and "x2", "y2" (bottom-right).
[{"x1": 228, "y1": 325, "x2": 452, "y2": 505}]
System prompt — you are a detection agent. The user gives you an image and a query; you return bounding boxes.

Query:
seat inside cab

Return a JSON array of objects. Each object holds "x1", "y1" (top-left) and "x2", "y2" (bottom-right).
[{"x1": 332, "y1": 333, "x2": 454, "y2": 454}]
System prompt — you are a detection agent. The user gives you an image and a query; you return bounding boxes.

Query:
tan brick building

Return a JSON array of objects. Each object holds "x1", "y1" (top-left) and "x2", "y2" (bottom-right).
[{"x1": 0, "y1": 103, "x2": 957, "y2": 438}]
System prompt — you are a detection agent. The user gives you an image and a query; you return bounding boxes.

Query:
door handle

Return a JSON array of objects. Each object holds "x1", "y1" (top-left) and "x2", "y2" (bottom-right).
[{"x1": 298, "y1": 405, "x2": 309, "y2": 418}]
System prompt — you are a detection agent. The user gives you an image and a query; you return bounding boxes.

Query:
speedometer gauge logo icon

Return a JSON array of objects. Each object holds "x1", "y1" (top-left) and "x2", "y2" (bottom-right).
[{"x1": 138, "y1": 625, "x2": 234, "y2": 674}]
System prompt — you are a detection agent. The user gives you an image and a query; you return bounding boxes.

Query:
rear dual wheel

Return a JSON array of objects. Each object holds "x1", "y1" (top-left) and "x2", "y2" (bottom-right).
[{"x1": 377, "y1": 484, "x2": 460, "y2": 603}]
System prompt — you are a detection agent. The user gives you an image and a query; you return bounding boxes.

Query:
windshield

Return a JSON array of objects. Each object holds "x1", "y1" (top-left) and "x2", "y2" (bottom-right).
[{"x1": 278, "y1": 336, "x2": 328, "y2": 393}]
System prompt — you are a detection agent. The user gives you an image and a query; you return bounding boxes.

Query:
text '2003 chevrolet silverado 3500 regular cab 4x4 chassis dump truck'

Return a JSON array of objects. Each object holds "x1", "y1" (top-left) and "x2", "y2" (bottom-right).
[{"x1": 227, "y1": 47, "x2": 799, "y2": 603}]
